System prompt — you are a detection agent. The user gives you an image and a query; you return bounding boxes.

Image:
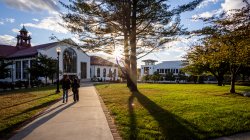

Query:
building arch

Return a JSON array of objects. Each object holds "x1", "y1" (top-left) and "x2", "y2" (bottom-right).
[
  {"x1": 103, "y1": 68, "x2": 106, "y2": 77},
  {"x1": 63, "y1": 48, "x2": 77, "y2": 73},
  {"x1": 97, "y1": 68, "x2": 100, "y2": 77}
]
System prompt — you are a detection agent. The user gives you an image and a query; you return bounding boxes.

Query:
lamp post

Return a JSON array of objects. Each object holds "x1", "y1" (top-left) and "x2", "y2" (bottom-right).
[{"x1": 56, "y1": 47, "x2": 61, "y2": 93}]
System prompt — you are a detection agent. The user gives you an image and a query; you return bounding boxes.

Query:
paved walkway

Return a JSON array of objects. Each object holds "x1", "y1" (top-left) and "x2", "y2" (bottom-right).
[
  {"x1": 10, "y1": 83, "x2": 113, "y2": 140},
  {"x1": 212, "y1": 132, "x2": 250, "y2": 140}
]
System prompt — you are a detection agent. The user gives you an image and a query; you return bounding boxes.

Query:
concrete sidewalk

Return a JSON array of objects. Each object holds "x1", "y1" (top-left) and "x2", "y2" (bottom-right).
[{"x1": 10, "y1": 83, "x2": 113, "y2": 140}]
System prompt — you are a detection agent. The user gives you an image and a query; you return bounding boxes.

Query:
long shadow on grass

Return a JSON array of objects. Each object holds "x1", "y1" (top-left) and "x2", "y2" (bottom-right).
[
  {"x1": 9, "y1": 102, "x2": 75, "y2": 140},
  {"x1": 128, "y1": 93, "x2": 138, "y2": 139},
  {"x1": 0, "y1": 86, "x2": 56, "y2": 96},
  {"x1": 1, "y1": 93, "x2": 58, "y2": 110},
  {"x1": 4, "y1": 94, "x2": 72, "y2": 120},
  {"x1": 131, "y1": 91, "x2": 204, "y2": 140}
]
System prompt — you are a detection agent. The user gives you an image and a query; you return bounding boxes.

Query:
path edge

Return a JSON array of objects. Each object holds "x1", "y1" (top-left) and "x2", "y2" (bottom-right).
[
  {"x1": 6, "y1": 97, "x2": 62, "y2": 140},
  {"x1": 94, "y1": 86, "x2": 122, "y2": 140}
]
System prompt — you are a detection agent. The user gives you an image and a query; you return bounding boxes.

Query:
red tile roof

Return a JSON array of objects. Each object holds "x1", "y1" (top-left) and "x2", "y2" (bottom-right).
[
  {"x1": 90, "y1": 56, "x2": 118, "y2": 67},
  {"x1": 0, "y1": 45, "x2": 18, "y2": 58},
  {"x1": 0, "y1": 42, "x2": 59, "y2": 59}
]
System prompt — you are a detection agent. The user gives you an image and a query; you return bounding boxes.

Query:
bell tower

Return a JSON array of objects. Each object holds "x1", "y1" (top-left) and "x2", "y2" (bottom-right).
[{"x1": 16, "y1": 25, "x2": 31, "y2": 48}]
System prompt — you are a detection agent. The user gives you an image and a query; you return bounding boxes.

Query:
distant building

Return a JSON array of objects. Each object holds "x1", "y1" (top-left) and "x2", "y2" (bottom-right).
[
  {"x1": 0, "y1": 26, "x2": 118, "y2": 83},
  {"x1": 90, "y1": 56, "x2": 118, "y2": 81},
  {"x1": 140, "y1": 59, "x2": 187, "y2": 80}
]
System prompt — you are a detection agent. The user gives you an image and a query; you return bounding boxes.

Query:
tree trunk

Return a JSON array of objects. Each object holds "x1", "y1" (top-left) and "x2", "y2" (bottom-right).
[
  {"x1": 129, "y1": 0, "x2": 138, "y2": 91},
  {"x1": 230, "y1": 72, "x2": 236, "y2": 93},
  {"x1": 217, "y1": 75, "x2": 224, "y2": 86},
  {"x1": 52, "y1": 74, "x2": 54, "y2": 85},
  {"x1": 124, "y1": 4, "x2": 132, "y2": 88},
  {"x1": 45, "y1": 76, "x2": 47, "y2": 85}
]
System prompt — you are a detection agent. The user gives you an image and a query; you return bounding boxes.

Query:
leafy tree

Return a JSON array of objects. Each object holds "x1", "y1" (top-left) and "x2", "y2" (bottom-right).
[
  {"x1": 238, "y1": 65, "x2": 250, "y2": 81},
  {"x1": 178, "y1": 71, "x2": 187, "y2": 82},
  {"x1": 193, "y1": 2, "x2": 250, "y2": 93},
  {"x1": 165, "y1": 72, "x2": 175, "y2": 81},
  {"x1": 183, "y1": 43, "x2": 229, "y2": 86},
  {"x1": 142, "y1": 75, "x2": 151, "y2": 82},
  {"x1": 0, "y1": 59, "x2": 11, "y2": 79},
  {"x1": 28, "y1": 55, "x2": 57, "y2": 85},
  {"x1": 151, "y1": 71, "x2": 161, "y2": 82},
  {"x1": 60, "y1": 0, "x2": 203, "y2": 91}
]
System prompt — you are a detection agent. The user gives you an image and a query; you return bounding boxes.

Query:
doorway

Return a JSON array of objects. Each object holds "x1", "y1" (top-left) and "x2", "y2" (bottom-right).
[{"x1": 81, "y1": 62, "x2": 87, "y2": 79}]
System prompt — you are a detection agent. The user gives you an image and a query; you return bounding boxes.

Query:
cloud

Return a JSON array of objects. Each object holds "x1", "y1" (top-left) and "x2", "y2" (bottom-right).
[
  {"x1": 221, "y1": 0, "x2": 248, "y2": 12},
  {"x1": 6, "y1": 18, "x2": 15, "y2": 23},
  {"x1": 12, "y1": 28, "x2": 19, "y2": 33},
  {"x1": 32, "y1": 18, "x2": 39, "y2": 22},
  {"x1": 192, "y1": 9, "x2": 223, "y2": 21},
  {"x1": 0, "y1": 35, "x2": 16, "y2": 45},
  {"x1": 0, "y1": 18, "x2": 15, "y2": 25},
  {"x1": 1, "y1": 0, "x2": 59, "y2": 14},
  {"x1": 23, "y1": 16, "x2": 68, "y2": 34},
  {"x1": 197, "y1": 0, "x2": 219, "y2": 8}
]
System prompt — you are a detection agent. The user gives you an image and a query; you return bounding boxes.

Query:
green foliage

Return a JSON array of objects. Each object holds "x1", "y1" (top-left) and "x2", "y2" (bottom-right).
[
  {"x1": 96, "y1": 83, "x2": 250, "y2": 139},
  {"x1": 178, "y1": 71, "x2": 187, "y2": 81},
  {"x1": 165, "y1": 72, "x2": 175, "y2": 81},
  {"x1": 187, "y1": 2, "x2": 250, "y2": 91},
  {"x1": 0, "y1": 59, "x2": 11, "y2": 79},
  {"x1": 28, "y1": 54, "x2": 57, "y2": 84},
  {"x1": 151, "y1": 72, "x2": 161, "y2": 82}
]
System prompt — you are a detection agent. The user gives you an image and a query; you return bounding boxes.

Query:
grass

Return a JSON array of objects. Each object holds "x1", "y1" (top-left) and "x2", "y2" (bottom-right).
[
  {"x1": 0, "y1": 86, "x2": 61, "y2": 139},
  {"x1": 95, "y1": 83, "x2": 250, "y2": 140}
]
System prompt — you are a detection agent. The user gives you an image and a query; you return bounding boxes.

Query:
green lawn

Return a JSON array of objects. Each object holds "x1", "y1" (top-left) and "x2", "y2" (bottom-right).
[
  {"x1": 0, "y1": 86, "x2": 61, "y2": 139},
  {"x1": 95, "y1": 83, "x2": 250, "y2": 140}
]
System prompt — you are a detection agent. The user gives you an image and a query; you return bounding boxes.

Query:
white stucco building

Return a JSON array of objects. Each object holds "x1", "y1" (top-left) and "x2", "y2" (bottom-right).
[
  {"x1": 90, "y1": 56, "x2": 118, "y2": 81},
  {"x1": 140, "y1": 59, "x2": 187, "y2": 78},
  {"x1": 0, "y1": 26, "x2": 118, "y2": 83}
]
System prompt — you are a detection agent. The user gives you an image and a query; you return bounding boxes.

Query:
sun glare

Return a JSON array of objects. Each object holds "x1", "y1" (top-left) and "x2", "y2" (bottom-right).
[{"x1": 113, "y1": 48, "x2": 123, "y2": 61}]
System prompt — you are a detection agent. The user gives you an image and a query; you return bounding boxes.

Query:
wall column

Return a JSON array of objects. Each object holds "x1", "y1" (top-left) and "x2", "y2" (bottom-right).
[
  {"x1": 28, "y1": 60, "x2": 31, "y2": 87},
  {"x1": 21, "y1": 60, "x2": 23, "y2": 80}
]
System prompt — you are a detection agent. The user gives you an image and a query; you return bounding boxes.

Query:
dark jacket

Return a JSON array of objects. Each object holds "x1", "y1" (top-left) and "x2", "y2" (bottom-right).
[
  {"x1": 62, "y1": 79, "x2": 71, "y2": 90},
  {"x1": 71, "y1": 79, "x2": 80, "y2": 91}
]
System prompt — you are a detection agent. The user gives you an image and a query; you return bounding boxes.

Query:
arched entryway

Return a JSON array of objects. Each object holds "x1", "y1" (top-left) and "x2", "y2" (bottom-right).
[{"x1": 63, "y1": 48, "x2": 77, "y2": 78}]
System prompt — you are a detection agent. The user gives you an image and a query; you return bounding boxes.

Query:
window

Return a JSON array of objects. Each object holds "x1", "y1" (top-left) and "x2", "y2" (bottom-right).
[
  {"x1": 97, "y1": 68, "x2": 100, "y2": 77},
  {"x1": 157, "y1": 69, "x2": 159, "y2": 73},
  {"x1": 103, "y1": 68, "x2": 106, "y2": 77},
  {"x1": 63, "y1": 48, "x2": 77, "y2": 73},
  {"x1": 144, "y1": 67, "x2": 149, "y2": 74},
  {"x1": 114, "y1": 69, "x2": 116, "y2": 77},
  {"x1": 109, "y1": 68, "x2": 112, "y2": 77},
  {"x1": 22, "y1": 60, "x2": 29, "y2": 79},
  {"x1": 160, "y1": 69, "x2": 164, "y2": 73},
  {"x1": 168, "y1": 69, "x2": 170, "y2": 73},
  {"x1": 176, "y1": 69, "x2": 179, "y2": 73},
  {"x1": 16, "y1": 61, "x2": 21, "y2": 79}
]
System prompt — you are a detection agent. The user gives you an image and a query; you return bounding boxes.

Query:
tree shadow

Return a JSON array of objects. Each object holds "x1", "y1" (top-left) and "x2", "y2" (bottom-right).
[
  {"x1": 130, "y1": 91, "x2": 206, "y2": 140},
  {"x1": 128, "y1": 93, "x2": 138, "y2": 139},
  {"x1": 1, "y1": 93, "x2": 58, "y2": 110},
  {"x1": 9, "y1": 102, "x2": 76, "y2": 140}
]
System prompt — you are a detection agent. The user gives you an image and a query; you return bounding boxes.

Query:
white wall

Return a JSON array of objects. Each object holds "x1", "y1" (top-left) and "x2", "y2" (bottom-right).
[
  {"x1": 90, "y1": 65, "x2": 118, "y2": 81},
  {"x1": 39, "y1": 44, "x2": 90, "y2": 80},
  {"x1": 0, "y1": 58, "x2": 35, "y2": 82},
  {"x1": 140, "y1": 61, "x2": 185, "y2": 77}
]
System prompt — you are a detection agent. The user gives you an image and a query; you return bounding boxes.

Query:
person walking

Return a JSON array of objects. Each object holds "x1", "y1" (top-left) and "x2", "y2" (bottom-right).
[
  {"x1": 71, "y1": 77, "x2": 80, "y2": 102},
  {"x1": 62, "y1": 75, "x2": 71, "y2": 103}
]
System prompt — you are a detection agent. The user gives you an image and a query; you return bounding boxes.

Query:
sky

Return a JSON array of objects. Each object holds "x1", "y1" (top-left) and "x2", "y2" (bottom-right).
[{"x1": 0, "y1": 0, "x2": 248, "y2": 67}]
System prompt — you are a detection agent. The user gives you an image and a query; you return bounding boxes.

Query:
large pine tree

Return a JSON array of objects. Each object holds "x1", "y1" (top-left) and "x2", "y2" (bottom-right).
[{"x1": 60, "y1": 0, "x2": 203, "y2": 91}]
